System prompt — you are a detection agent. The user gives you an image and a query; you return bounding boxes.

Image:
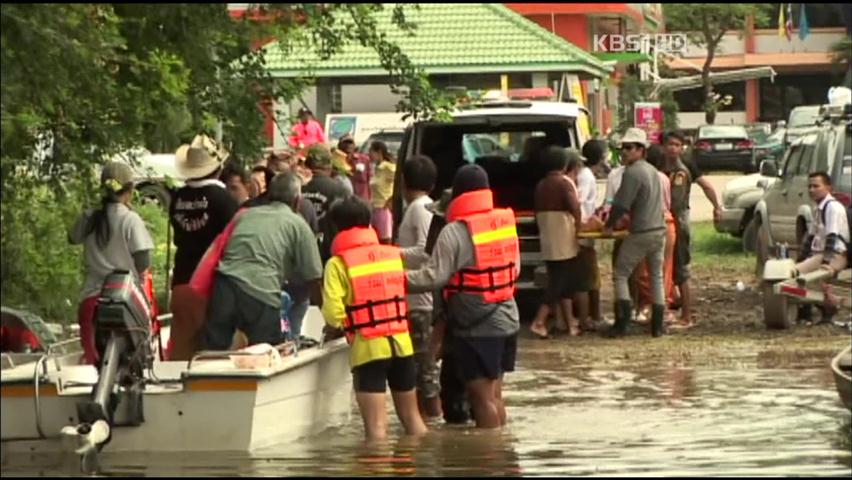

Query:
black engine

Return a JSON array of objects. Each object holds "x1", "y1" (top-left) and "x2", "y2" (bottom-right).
[{"x1": 76, "y1": 270, "x2": 153, "y2": 438}]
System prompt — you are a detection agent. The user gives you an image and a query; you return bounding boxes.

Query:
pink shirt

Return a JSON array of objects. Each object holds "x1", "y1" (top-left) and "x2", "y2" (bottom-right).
[
  {"x1": 289, "y1": 120, "x2": 326, "y2": 149},
  {"x1": 658, "y1": 171, "x2": 671, "y2": 212}
]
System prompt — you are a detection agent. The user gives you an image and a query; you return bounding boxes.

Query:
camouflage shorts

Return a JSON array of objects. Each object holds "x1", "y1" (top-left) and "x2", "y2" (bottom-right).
[{"x1": 409, "y1": 310, "x2": 440, "y2": 399}]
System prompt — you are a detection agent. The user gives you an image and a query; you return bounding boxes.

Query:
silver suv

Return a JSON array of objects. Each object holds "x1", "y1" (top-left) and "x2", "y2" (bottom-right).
[{"x1": 752, "y1": 105, "x2": 852, "y2": 275}]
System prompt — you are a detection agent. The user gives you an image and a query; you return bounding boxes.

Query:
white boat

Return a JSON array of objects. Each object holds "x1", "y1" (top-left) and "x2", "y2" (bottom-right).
[{"x1": 0, "y1": 307, "x2": 353, "y2": 454}]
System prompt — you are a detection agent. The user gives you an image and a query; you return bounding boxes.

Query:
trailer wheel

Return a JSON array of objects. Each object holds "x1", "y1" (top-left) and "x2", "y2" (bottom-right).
[{"x1": 762, "y1": 281, "x2": 796, "y2": 330}]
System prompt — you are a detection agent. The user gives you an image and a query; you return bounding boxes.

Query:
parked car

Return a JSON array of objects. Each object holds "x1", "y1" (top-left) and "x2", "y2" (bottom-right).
[
  {"x1": 751, "y1": 127, "x2": 786, "y2": 166},
  {"x1": 714, "y1": 168, "x2": 781, "y2": 252},
  {"x1": 751, "y1": 103, "x2": 852, "y2": 276},
  {"x1": 112, "y1": 148, "x2": 180, "y2": 210},
  {"x1": 392, "y1": 100, "x2": 589, "y2": 299},
  {"x1": 783, "y1": 105, "x2": 821, "y2": 146},
  {"x1": 692, "y1": 124, "x2": 756, "y2": 173},
  {"x1": 358, "y1": 129, "x2": 405, "y2": 158}
]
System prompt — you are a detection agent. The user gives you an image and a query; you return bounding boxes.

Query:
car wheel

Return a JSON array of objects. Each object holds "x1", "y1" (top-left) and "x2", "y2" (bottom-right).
[
  {"x1": 138, "y1": 184, "x2": 171, "y2": 211},
  {"x1": 742, "y1": 216, "x2": 758, "y2": 253},
  {"x1": 762, "y1": 281, "x2": 796, "y2": 330},
  {"x1": 754, "y1": 217, "x2": 771, "y2": 278}
]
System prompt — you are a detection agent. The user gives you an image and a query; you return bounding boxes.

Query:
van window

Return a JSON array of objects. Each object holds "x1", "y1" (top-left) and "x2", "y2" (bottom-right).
[
  {"x1": 813, "y1": 130, "x2": 835, "y2": 172},
  {"x1": 783, "y1": 145, "x2": 802, "y2": 179},
  {"x1": 797, "y1": 142, "x2": 816, "y2": 175}
]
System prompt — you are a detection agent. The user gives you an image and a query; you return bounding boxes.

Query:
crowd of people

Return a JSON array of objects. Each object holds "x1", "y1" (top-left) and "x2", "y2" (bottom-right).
[
  {"x1": 67, "y1": 110, "x2": 848, "y2": 441},
  {"x1": 528, "y1": 128, "x2": 725, "y2": 340}
]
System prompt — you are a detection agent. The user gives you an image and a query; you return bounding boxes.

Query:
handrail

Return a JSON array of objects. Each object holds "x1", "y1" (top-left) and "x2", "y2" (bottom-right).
[{"x1": 33, "y1": 355, "x2": 48, "y2": 439}]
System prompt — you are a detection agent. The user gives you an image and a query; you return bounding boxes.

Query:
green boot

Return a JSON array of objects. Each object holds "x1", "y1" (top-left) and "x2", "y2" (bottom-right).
[
  {"x1": 605, "y1": 300, "x2": 633, "y2": 338},
  {"x1": 651, "y1": 304, "x2": 665, "y2": 338}
]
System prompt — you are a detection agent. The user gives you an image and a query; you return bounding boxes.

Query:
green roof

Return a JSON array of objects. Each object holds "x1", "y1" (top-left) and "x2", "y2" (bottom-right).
[
  {"x1": 593, "y1": 52, "x2": 653, "y2": 64},
  {"x1": 264, "y1": 4, "x2": 611, "y2": 79}
]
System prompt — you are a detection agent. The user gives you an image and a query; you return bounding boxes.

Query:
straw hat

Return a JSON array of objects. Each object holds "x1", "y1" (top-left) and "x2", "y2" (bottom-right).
[{"x1": 174, "y1": 134, "x2": 229, "y2": 180}]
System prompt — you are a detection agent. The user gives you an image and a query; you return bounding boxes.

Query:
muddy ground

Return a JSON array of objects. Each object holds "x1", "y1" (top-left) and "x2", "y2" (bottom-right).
[{"x1": 517, "y1": 248, "x2": 852, "y2": 369}]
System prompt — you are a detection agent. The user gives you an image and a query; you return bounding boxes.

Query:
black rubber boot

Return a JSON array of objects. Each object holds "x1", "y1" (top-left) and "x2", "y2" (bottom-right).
[
  {"x1": 605, "y1": 300, "x2": 633, "y2": 338},
  {"x1": 796, "y1": 304, "x2": 813, "y2": 325},
  {"x1": 651, "y1": 304, "x2": 666, "y2": 338}
]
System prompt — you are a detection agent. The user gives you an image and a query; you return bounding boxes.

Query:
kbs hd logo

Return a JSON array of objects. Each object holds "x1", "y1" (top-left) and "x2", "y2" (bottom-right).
[{"x1": 593, "y1": 34, "x2": 688, "y2": 55}]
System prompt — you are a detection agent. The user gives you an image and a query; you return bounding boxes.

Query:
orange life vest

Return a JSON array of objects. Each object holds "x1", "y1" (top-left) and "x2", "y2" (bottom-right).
[
  {"x1": 444, "y1": 189, "x2": 520, "y2": 303},
  {"x1": 331, "y1": 226, "x2": 409, "y2": 342}
]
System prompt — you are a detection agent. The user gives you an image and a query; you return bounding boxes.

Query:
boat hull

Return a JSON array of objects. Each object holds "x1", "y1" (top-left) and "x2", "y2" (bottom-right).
[{"x1": 831, "y1": 345, "x2": 852, "y2": 411}]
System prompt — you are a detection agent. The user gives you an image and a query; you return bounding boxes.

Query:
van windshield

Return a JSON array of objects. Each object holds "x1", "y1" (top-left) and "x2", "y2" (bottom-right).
[{"x1": 789, "y1": 107, "x2": 820, "y2": 127}]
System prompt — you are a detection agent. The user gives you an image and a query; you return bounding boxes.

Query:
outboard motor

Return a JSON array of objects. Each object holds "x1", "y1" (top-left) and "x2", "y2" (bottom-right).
[{"x1": 65, "y1": 270, "x2": 153, "y2": 459}]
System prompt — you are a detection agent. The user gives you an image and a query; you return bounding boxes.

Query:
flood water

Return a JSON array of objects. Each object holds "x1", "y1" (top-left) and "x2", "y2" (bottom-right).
[{"x1": 3, "y1": 337, "x2": 850, "y2": 477}]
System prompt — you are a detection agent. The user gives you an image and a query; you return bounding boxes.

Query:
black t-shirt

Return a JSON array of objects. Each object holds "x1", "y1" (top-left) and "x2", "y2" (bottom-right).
[
  {"x1": 302, "y1": 174, "x2": 349, "y2": 262},
  {"x1": 169, "y1": 181, "x2": 239, "y2": 285},
  {"x1": 302, "y1": 174, "x2": 348, "y2": 221}
]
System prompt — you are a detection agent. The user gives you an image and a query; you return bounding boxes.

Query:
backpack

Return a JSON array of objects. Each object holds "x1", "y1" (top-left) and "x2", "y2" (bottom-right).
[{"x1": 819, "y1": 198, "x2": 852, "y2": 264}]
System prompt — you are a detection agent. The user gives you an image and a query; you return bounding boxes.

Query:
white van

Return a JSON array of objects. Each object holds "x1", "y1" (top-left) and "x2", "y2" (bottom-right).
[{"x1": 324, "y1": 112, "x2": 410, "y2": 147}]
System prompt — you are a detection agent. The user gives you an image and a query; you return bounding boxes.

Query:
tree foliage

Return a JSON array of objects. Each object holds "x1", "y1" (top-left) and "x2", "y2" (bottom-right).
[
  {"x1": 664, "y1": 4, "x2": 767, "y2": 124},
  {"x1": 0, "y1": 3, "x2": 451, "y2": 321}
]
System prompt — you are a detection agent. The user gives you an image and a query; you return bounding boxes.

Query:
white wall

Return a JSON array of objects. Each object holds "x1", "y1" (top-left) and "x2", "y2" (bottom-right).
[
  {"x1": 753, "y1": 29, "x2": 845, "y2": 54},
  {"x1": 677, "y1": 111, "x2": 747, "y2": 129},
  {"x1": 341, "y1": 85, "x2": 402, "y2": 112},
  {"x1": 676, "y1": 31, "x2": 746, "y2": 58},
  {"x1": 672, "y1": 29, "x2": 844, "y2": 59}
]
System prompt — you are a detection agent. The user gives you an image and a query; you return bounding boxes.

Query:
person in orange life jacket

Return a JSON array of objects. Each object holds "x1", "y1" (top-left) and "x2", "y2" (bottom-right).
[
  {"x1": 321, "y1": 196, "x2": 428, "y2": 441},
  {"x1": 69, "y1": 162, "x2": 154, "y2": 365},
  {"x1": 423, "y1": 189, "x2": 473, "y2": 425},
  {"x1": 406, "y1": 164, "x2": 521, "y2": 429}
]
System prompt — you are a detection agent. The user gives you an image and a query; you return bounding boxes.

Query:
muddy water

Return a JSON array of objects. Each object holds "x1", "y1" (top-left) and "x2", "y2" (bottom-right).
[{"x1": 2, "y1": 336, "x2": 850, "y2": 477}]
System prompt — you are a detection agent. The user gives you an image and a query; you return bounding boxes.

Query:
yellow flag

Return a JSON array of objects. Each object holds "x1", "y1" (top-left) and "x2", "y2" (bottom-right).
[{"x1": 777, "y1": 3, "x2": 786, "y2": 38}]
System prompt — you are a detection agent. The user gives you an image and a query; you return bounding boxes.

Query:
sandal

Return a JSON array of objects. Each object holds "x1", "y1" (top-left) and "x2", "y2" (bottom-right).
[{"x1": 529, "y1": 323, "x2": 551, "y2": 340}]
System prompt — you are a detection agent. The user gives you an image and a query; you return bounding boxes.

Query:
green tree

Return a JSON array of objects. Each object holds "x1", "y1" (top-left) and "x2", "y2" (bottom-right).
[
  {"x1": 664, "y1": 4, "x2": 767, "y2": 124},
  {"x1": 0, "y1": 3, "x2": 451, "y2": 322}
]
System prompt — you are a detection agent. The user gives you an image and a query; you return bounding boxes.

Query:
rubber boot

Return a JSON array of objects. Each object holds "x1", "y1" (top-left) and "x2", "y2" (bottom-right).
[
  {"x1": 605, "y1": 300, "x2": 633, "y2": 338},
  {"x1": 796, "y1": 304, "x2": 812, "y2": 325},
  {"x1": 651, "y1": 304, "x2": 665, "y2": 338}
]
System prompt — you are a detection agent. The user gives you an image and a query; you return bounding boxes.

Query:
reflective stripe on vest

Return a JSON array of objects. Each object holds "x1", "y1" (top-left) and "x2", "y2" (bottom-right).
[
  {"x1": 331, "y1": 227, "x2": 408, "y2": 341},
  {"x1": 444, "y1": 189, "x2": 520, "y2": 303}
]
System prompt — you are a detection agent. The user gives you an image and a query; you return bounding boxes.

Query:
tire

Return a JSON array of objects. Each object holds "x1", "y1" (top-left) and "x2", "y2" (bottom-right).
[
  {"x1": 138, "y1": 184, "x2": 172, "y2": 211},
  {"x1": 762, "y1": 281, "x2": 796, "y2": 330},
  {"x1": 754, "y1": 217, "x2": 771, "y2": 278},
  {"x1": 742, "y1": 215, "x2": 758, "y2": 253}
]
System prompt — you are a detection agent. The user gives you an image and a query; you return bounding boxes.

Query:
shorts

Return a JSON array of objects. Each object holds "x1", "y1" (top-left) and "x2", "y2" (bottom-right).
[
  {"x1": 453, "y1": 334, "x2": 517, "y2": 383},
  {"x1": 409, "y1": 310, "x2": 440, "y2": 399},
  {"x1": 545, "y1": 258, "x2": 582, "y2": 303},
  {"x1": 371, "y1": 207, "x2": 393, "y2": 240},
  {"x1": 576, "y1": 246, "x2": 600, "y2": 292},
  {"x1": 674, "y1": 225, "x2": 692, "y2": 285},
  {"x1": 352, "y1": 355, "x2": 417, "y2": 393}
]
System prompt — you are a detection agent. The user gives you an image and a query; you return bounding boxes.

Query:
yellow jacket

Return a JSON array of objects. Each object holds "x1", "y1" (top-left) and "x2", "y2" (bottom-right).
[
  {"x1": 321, "y1": 256, "x2": 413, "y2": 368},
  {"x1": 370, "y1": 161, "x2": 396, "y2": 209}
]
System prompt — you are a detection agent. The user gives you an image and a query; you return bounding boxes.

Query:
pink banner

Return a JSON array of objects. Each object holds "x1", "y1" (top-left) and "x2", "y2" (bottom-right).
[{"x1": 634, "y1": 102, "x2": 663, "y2": 145}]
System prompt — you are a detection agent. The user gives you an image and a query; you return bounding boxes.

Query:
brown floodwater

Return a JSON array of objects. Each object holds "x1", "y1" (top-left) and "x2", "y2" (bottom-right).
[{"x1": 2, "y1": 335, "x2": 850, "y2": 477}]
